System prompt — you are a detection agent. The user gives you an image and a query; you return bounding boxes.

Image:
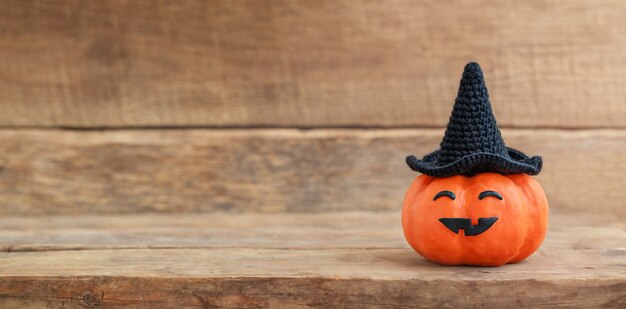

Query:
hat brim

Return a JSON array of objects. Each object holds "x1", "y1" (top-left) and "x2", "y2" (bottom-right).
[{"x1": 406, "y1": 147, "x2": 542, "y2": 177}]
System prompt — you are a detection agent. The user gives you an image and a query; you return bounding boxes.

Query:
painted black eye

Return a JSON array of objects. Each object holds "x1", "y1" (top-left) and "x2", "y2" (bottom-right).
[
  {"x1": 479, "y1": 190, "x2": 503, "y2": 200},
  {"x1": 433, "y1": 190, "x2": 455, "y2": 201}
]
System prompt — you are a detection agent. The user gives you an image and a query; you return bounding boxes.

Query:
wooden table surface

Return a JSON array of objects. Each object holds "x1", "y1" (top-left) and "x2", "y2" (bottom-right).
[{"x1": 1, "y1": 211, "x2": 624, "y2": 308}]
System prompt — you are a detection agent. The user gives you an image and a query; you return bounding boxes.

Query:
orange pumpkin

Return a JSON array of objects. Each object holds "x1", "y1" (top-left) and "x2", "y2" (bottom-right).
[{"x1": 402, "y1": 172, "x2": 548, "y2": 266}]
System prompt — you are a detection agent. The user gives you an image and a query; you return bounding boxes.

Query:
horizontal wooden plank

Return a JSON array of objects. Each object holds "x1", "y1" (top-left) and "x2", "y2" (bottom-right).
[
  {"x1": 1, "y1": 0, "x2": 625, "y2": 128},
  {"x1": 0, "y1": 211, "x2": 624, "y2": 308},
  {"x1": 0, "y1": 129, "x2": 624, "y2": 216},
  {"x1": 1, "y1": 276, "x2": 624, "y2": 308},
  {"x1": 0, "y1": 211, "x2": 403, "y2": 252},
  {"x1": 1, "y1": 211, "x2": 622, "y2": 252}
]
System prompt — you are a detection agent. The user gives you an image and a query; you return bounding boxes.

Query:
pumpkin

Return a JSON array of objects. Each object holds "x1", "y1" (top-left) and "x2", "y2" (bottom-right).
[{"x1": 401, "y1": 172, "x2": 549, "y2": 266}]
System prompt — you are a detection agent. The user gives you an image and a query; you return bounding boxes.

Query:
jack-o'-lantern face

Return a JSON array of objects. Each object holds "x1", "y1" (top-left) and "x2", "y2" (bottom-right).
[{"x1": 402, "y1": 173, "x2": 549, "y2": 266}]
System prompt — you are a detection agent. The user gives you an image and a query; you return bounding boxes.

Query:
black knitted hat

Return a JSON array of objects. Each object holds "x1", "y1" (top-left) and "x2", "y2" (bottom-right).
[{"x1": 406, "y1": 62, "x2": 542, "y2": 177}]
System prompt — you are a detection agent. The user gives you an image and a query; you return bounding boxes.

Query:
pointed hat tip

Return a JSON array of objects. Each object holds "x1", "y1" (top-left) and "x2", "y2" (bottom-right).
[{"x1": 463, "y1": 62, "x2": 483, "y2": 74}]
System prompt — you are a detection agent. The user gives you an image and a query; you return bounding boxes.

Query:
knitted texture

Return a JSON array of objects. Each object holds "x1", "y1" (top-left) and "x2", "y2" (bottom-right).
[{"x1": 406, "y1": 62, "x2": 542, "y2": 177}]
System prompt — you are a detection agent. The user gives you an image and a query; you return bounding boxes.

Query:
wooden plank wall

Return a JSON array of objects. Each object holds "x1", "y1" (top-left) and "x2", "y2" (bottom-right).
[
  {"x1": 1, "y1": 0, "x2": 625, "y2": 128},
  {"x1": 0, "y1": 0, "x2": 624, "y2": 216},
  {"x1": 0, "y1": 129, "x2": 624, "y2": 217}
]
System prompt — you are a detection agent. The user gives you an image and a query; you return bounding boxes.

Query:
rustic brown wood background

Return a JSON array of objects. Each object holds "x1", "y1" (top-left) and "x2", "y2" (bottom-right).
[
  {"x1": 0, "y1": 1, "x2": 625, "y2": 307},
  {"x1": 0, "y1": 0, "x2": 623, "y2": 216},
  {"x1": 1, "y1": 0, "x2": 625, "y2": 128}
]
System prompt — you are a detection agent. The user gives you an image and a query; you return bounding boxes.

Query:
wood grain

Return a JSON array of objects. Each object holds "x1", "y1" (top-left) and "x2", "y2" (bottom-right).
[
  {"x1": 2, "y1": 211, "x2": 622, "y2": 252},
  {"x1": 0, "y1": 211, "x2": 624, "y2": 308},
  {"x1": 0, "y1": 129, "x2": 624, "y2": 216},
  {"x1": 1, "y1": 277, "x2": 624, "y2": 308},
  {"x1": 1, "y1": 0, "x2": 625, "y2": 128}
]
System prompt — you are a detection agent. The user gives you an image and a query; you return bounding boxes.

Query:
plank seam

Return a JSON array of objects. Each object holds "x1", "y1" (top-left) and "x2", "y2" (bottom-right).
[{"x1": 0, "y1": 126, "x2": 625, "y2": 132}]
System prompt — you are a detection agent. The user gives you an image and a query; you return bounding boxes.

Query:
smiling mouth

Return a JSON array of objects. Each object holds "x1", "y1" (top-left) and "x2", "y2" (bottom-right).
[{"x1": 438, "y1": 217, "x2": 498, "y2": 236}]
